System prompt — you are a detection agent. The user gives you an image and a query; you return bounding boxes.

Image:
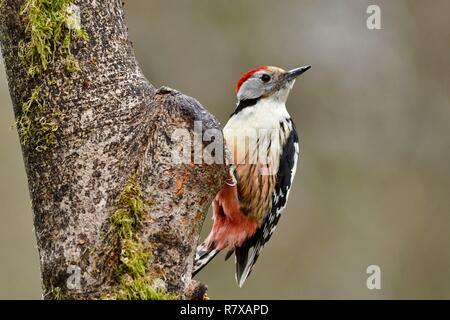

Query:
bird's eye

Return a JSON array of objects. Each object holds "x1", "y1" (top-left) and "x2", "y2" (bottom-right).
[{"x1": 261, "y1": 74, "x2": 271, "y2": 82}]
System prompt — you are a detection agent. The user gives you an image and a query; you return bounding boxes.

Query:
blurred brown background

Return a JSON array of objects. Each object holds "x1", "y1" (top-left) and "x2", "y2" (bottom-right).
[{"x1": 1, "y1": 0, "x2": 449, "y2": 299}]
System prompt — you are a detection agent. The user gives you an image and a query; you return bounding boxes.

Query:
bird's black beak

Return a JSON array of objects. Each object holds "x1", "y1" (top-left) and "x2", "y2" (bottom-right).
[{"x1": 285, "y1": 65, "x2": 311, "y2": 81}]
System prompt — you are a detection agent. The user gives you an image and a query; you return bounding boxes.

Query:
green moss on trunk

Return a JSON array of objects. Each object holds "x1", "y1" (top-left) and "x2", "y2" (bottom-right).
[
  {"x1": 16, "y1": 0, "x2": 88, "y2": 152},
  {"x1": 15, "y1": 86, "x2": 62, "y2": 152},
  {"x1": 106, "y1": 177, "x2": 176, "y2": 300},
  {"x1": 44, "y1": 286, "x2": 63, "y2": 300},
  {"x1": 19, "y1": 0, "x2": 88, "y2": 76}
]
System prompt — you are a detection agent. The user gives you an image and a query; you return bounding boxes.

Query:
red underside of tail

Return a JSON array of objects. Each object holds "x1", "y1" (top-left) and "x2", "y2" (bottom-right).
[{"x1": 205, "y1": 183, "x2": 258, "y2": 251}]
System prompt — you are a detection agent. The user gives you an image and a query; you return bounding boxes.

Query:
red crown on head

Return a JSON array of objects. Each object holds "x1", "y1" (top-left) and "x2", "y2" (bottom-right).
[{"x1": 235, "y1": 66, "x2": 268, "y2": 93}]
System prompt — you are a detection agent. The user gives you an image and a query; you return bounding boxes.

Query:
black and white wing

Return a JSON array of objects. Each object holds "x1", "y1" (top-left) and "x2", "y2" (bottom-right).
[{"x1": 235, "y1": 122, "x2": 299, "y2": 286}]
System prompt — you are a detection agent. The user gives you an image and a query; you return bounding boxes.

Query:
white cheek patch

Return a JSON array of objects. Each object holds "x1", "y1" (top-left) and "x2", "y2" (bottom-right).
[{"x1": 237, "y1": 78, "x2": 264, "y2": 100}]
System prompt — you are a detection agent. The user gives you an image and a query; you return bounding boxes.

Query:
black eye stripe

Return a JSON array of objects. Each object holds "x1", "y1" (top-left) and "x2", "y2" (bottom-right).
[{"x1": 261, "y1": 74, "x2": 271, "y2": 82}]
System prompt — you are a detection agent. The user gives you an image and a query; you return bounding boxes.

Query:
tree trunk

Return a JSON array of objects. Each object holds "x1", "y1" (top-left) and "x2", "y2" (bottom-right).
[{"x1": 0, "y1": 0, "x2": 225, "y2": 299}]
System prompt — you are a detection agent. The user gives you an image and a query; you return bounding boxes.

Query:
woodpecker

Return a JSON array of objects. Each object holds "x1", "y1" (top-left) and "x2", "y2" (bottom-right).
[{"x1": 193, "y1": 65, "x2": 311, "y2": 287}]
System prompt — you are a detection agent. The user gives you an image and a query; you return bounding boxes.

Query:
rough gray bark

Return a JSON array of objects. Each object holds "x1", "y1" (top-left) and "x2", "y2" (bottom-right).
[{"x1": 0, "y1": 0, "x2": 226, "y2": 299}]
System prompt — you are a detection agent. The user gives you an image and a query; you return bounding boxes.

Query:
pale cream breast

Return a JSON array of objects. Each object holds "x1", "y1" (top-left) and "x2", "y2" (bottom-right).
[{"x1": 223, "y1": 99, "x2": 292, "y2": 223}]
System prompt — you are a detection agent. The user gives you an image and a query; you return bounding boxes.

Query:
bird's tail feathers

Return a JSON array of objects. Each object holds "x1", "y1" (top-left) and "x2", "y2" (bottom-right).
[
  {"x1": 235, "y1": 242, "x2": 263, "y2": 287},
  {"x1": 192, "y1": 241, "x2": 220, "y2": 276}
]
